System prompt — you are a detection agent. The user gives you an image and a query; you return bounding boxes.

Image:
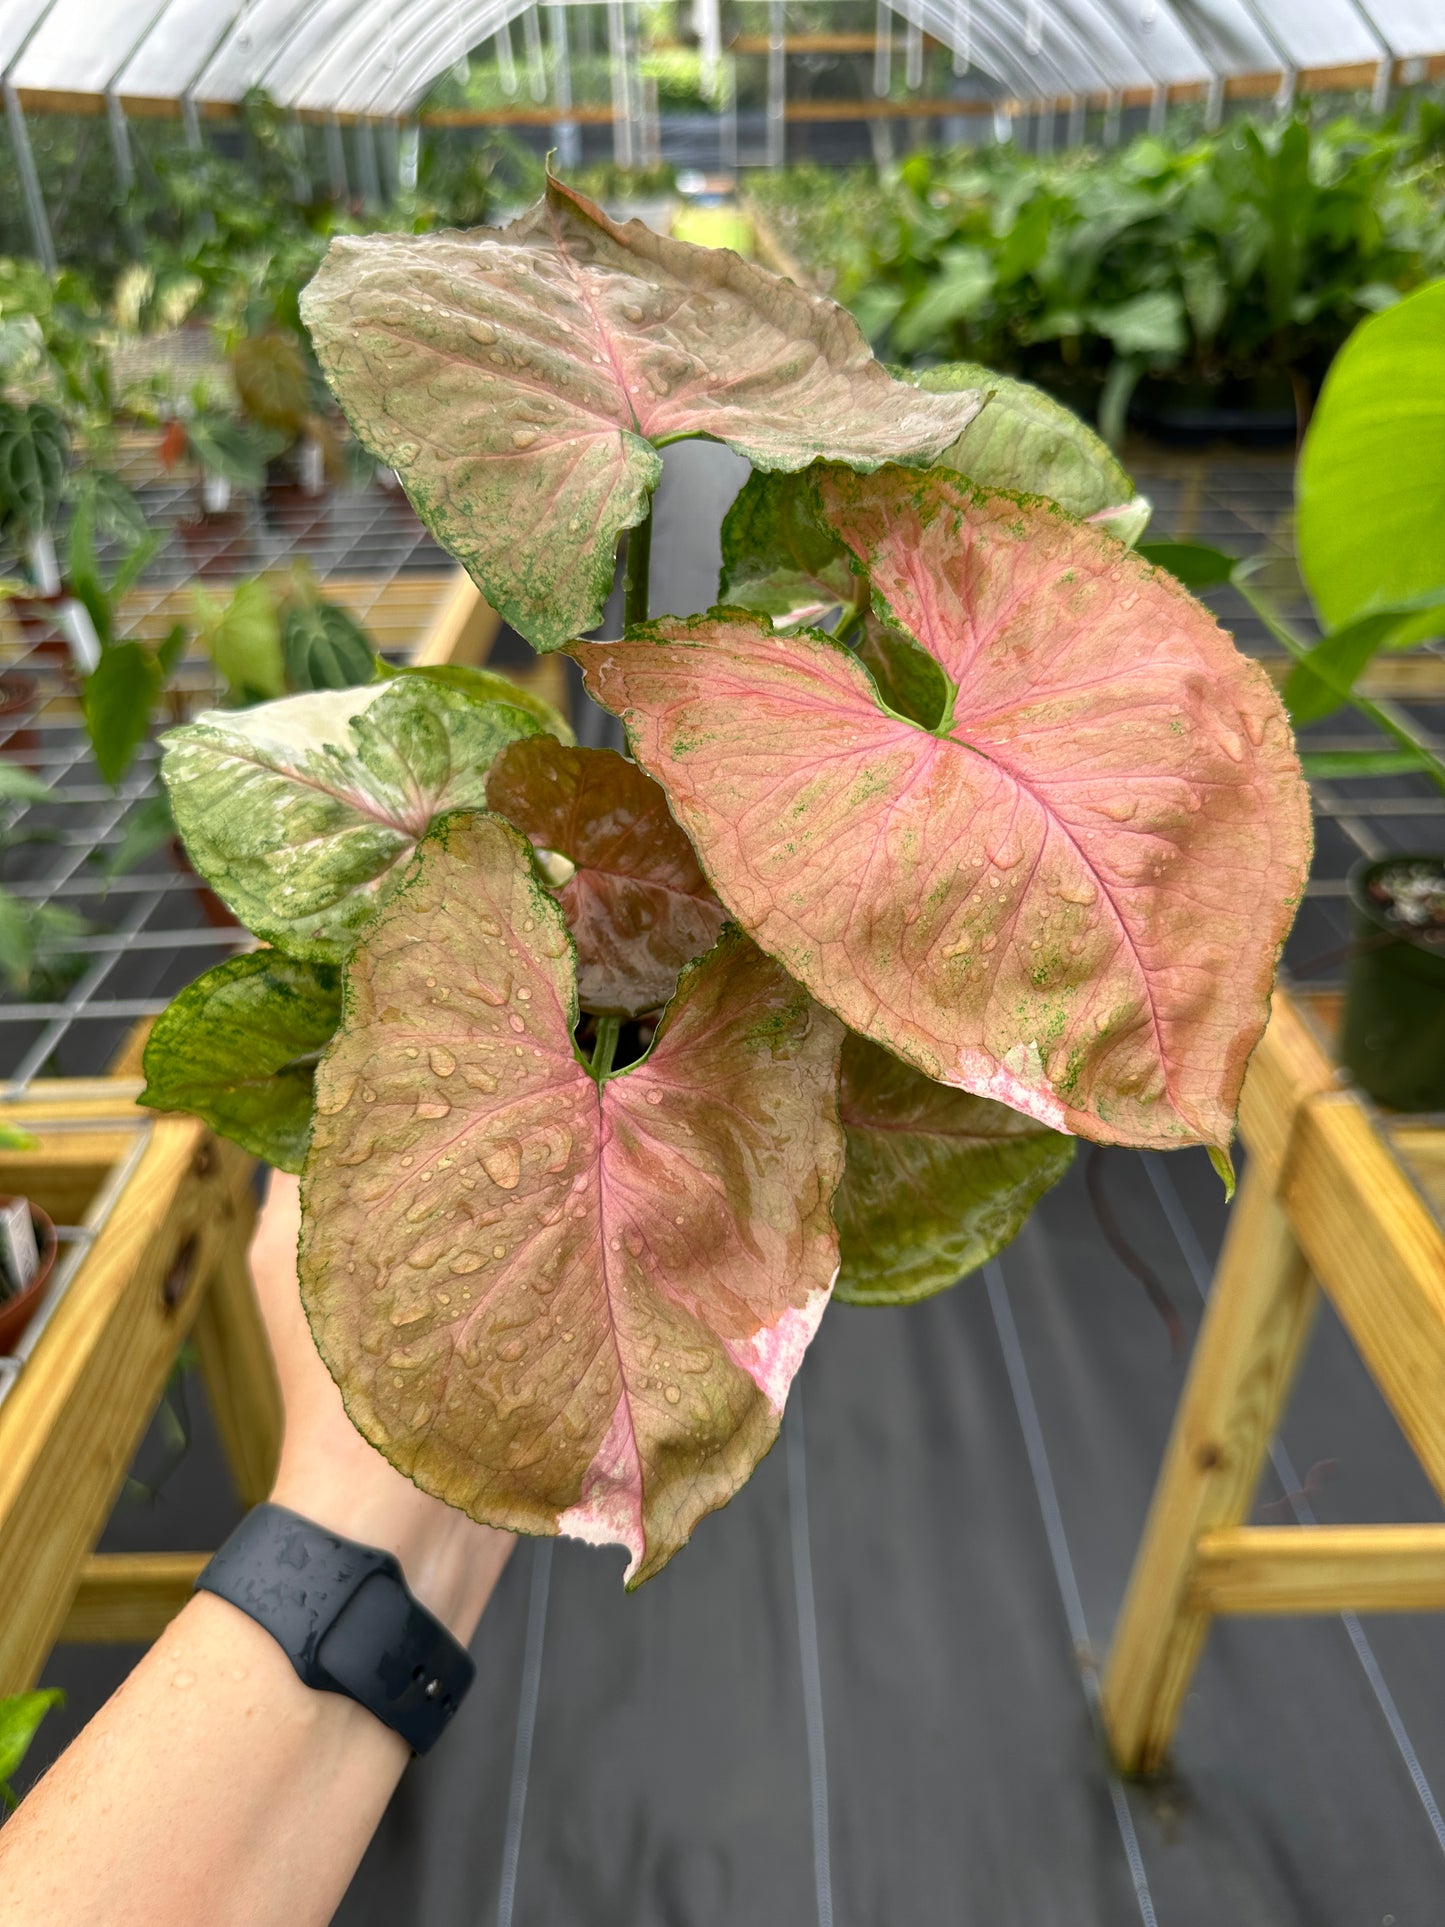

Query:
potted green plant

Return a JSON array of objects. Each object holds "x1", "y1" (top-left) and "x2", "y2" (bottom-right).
[{"x1": 140, "y1": 179, "x2": 1310, "y2": 1586}]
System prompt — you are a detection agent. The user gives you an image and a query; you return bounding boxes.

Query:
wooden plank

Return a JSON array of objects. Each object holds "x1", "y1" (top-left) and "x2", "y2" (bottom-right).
[
  {"x1": 0, "y1": 1119, "x2": 251, "y2": 1694},
  {"x1": 1101, "y1": 1161, "x2": 1316, "y2": 1774},
  {"x1": 190, "y1": 1187, "x2": 282, "y2": 1510},
  {"x1": 411, "y1": 570, "x2": 501, "y2": 669},
  {"x1": 1191, "y1": 1525, "x2": 1445, "y2": 1615},
  {"x1": 0, "y1": 1137, "x2": 133, "y2": 1228},
  {"x1": 57, "y1": 1552, "x2": 208, "y2": 1644},
  {"x1": 1236, "y1": 986, "x2": 1342, "y2": 1193},
  {"x1": 1284, "y1": 1093, "x2": 1445, "y2": 1503}
]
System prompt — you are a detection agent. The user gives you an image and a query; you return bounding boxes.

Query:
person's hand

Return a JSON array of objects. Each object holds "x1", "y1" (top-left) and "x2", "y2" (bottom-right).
[{"x1": 252, "y1": 1171, "x2": 513, "y2": 1643}]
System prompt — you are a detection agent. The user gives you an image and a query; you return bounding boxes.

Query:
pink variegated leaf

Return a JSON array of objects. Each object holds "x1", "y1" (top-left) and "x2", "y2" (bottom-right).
[
  {"x1": 486, "y1": 736, "x2": 726, "y2": 1015},
  {"x1": 300, "y1": 812, "x2": 844, "y2": 1587},
  {"x1": 299, "y1": 175, "x2": 981, "y2": 651},
  {"x1": 576, "y1": 468, "x2": 1311, "y2": 1150}
]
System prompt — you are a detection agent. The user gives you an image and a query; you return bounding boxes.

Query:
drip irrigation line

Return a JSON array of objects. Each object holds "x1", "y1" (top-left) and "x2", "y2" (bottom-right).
[
  {"x1": 786, "y1": 1382, "x2": 835, "y2": 1927},
  {"x1": 497, "y1": 1537, "x2": 553, "y2": 1927},
  {"x1": 1140, "y1": 1152, "x2": 1445, "y2": 1865},
  {"x1": 984, "y1": 1262, "x2": 1160, "y2": 1927}
]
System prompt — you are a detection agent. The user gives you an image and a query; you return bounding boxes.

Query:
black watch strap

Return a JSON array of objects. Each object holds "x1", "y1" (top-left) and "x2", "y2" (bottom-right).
[{"x1": 195, "y1": 1503, "x2": 475, "y2": 1754}]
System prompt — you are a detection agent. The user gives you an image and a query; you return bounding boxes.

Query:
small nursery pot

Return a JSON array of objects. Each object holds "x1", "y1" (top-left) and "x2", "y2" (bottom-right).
[
  {"x1": 1342, "y1": 854, "x2": 1445, "y2": 1112},
  {"x1": 0, "y1": 1198, "x2": 58, "y2": 1355}
]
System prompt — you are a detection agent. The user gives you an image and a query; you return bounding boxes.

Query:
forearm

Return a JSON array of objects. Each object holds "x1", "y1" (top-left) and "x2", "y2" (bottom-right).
[{"x1": 0, "y1": 1495, "x2": 509, "y2": 1927}]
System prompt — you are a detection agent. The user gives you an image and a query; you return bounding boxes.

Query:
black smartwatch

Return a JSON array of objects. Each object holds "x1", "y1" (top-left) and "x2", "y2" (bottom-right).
[{"x1": 195, "y1": 1503, "x2": 476, "y2": 1754}]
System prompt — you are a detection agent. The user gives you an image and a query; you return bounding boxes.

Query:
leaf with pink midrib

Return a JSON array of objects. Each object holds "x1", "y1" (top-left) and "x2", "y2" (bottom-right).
[
  {"x1": 574, "y1": 469, "x2": 1311, "y2": 1150},
  {"x1": 299, "y1": 175, "x2": 982, "y2": 651},
  {"x1": 300, "y1": 812, "x2": 843, "y2": 1586},
  {"x1": 486, "y1": 736, "x2": 727, "y2": 1014}
]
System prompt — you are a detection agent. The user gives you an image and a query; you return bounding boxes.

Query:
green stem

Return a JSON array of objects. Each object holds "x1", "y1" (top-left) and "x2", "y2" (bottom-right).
[
  {"x1": 832, "y1": 604, "x2": 862, "y2": 645},
  {"x1": 1235, "y1": 572, "x2": 1445, "y2": 798},
  {"x1": 591, "y1": 1014, "x2": 621, "y2": 1080},
  {"x1": 623, "y1": 498, "x2": 653, "y2": 632}
]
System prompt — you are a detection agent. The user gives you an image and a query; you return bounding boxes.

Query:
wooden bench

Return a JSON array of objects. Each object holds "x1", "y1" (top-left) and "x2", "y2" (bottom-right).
[{"x1": 1103, "y1": 985, "x2": 1445, "y2": 1774}]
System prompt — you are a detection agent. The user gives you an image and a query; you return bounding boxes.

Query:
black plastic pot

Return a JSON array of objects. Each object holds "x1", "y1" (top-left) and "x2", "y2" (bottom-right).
[{"x1": 1342, "y1": 855, "x2": 1445, "y2": 1112}]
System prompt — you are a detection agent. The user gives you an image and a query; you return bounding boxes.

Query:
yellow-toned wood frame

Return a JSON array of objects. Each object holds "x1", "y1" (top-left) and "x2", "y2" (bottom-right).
[
  {"x1": 0, "y1": 571, "x2": 533, "y2": 1694},
  {"x1": 1103, "y1": 987, "x2": 1445, "y2": 1774}
]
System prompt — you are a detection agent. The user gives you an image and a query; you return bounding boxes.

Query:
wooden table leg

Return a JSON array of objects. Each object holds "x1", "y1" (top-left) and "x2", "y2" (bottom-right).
[
  {"x1": 189, "y1": 1165, "x2": 282, "y2": 1510},
  {"x1": 1101, "y1": 1160, "x2": 1316, "y2": 1774}
]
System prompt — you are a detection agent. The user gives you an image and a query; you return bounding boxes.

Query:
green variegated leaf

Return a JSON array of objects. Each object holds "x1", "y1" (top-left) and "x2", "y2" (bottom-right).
[
  {"x1": 834, "y1": 1032, "x2": 1074, "y2": 1305},
  {"x1": 395, "y1": 662, "x2": 574, "y2": 743},
  {"x1": 162, "y1": 679, "x2": 541, "y2": 961},
  {"x1": 906, "y1": 361, "x2": 1149, "y2": 539},
  {"x1": 718, "y1": 468, "x2": 861, "y2": 629},
  {"x1": 140, "y1": 951, "x2": 341, "y2": 1171},
  {"x1": 300, "y1": 174, "x2": 982, "y2": 652}
]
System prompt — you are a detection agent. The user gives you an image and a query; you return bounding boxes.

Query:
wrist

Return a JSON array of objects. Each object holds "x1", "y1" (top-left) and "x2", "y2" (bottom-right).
[{"x1": 269, "y1": 1453, "x2": 510, "y2": 1645}]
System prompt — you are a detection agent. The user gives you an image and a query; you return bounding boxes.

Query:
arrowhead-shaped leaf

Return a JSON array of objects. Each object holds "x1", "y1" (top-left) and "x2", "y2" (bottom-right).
[
  {"x1": 906, "y1": 361, "x2": 1147, "y2": 536},
  {"x1": 486, "y1": 737, "x2": 727, "y2": 1015},
  {"x1": 834, "y1": 1032, "x2": 1074, "y2": 1305},
  {"x1": 140, "y1": 951, "x2": 341, "y2": 1172},
  {"x1": 301, "y1": 812, "x2": 844, "y2": 1586},
  {"x1": 299, "y1": 174, "x2": 982, "y2": 652},
  {"x1": 577, "y1": 468, "x2": 1311, "y2": 1150},
  {"x1": 161, "y1": 679, "x2": 540, "y2": 961}
]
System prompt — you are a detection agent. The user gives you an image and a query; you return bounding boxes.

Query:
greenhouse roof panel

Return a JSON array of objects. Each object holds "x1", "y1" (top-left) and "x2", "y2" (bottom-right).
[{"x1": 0, "y1": 0, "x2": 1436, "y2": 112}]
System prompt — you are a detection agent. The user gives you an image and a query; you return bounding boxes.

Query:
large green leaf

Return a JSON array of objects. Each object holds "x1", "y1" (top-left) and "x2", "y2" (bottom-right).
[
  {"x1": 140, "y1": 951, "x2": 341, "y2": 1171},
  {"x1": 300, "y1": 173, "x2": 982, "y2": 652},
  {"x1": 301, "y1": 813, "x2": 844, "y2": 1587},
  {"x1": 834, "y1": 1032, "x2": 1074, "y2": 1305},
  {"x1": 1297, "y1": 279, "x2": 1445, "y2": 633},
  {"x1": 1283, "y1": 591, "x2": 1445, "y2": 726},
  {"x1": 394, "y1": 662, "x2": 574, "y2": 743},
  {"x1": 161, "y1": 678, "x2": 541, "y2": 960}
]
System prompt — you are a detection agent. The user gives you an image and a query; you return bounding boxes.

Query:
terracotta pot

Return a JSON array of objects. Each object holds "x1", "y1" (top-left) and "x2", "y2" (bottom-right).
[{"x1": 0, "y1": 1199, "x2": 58, "y2": 1355}]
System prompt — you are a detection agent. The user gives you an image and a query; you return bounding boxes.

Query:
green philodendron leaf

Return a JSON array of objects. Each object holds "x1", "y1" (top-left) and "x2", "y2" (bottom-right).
[
  {"x1": 192, "y1": 578, "x2": 286, "y2": 703},
  {"x1": 834, "y1": 1032, "x2": 1074, "y2": 1305},
  {"x1": 1137, "y1": 541, "x2": 1238, "y2": 590},
  {"x1": 396, "y1": 662, "x2": 574, "y2": 743},
  {"x1": 1283, "y1": 591, "x2": 1445, "y2": 726},
  {"x1": 0, "y1": 1688, "x2": 63, "y2": 1801},
  {"x1": 301, "y1": 812, "x2": 845, "y2": 1587},
  {"x1": 1299, "y1": 747, "x2": 1427, "y2": 779},
  {"x1": 140, "y1": 951, "x2": 341, "y2": 1172},
  {"x1": 299, "y1": 173, "x2": 983, "y2": 653},
  {"x1": 280, "y1": 600, "x2": 377, "y2": 692},
  {"x1": 1297, "y1": 279, "x2": 1445, "y2": 635},
  {"x1": 717, "y1": 468, "x2": 860, "y2": 629},
  {"x1": 0, "y1": 766, "x2": 50, "y2": 802},
  {"x1": 82, "y1": 640, "x2": 164, "y2": 786},
  {"x1": 161, "y1": 679, "x2": 542, "y2": 960},
  {"x1": 906, "y1": 361, "x2": 1147, "y2": 534}
]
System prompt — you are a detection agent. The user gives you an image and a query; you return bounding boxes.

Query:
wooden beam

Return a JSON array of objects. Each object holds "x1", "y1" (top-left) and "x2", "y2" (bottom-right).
[
  {"x1": 1235, "y1": 988, "x2": 1341, "y2": 1194},
  {"x1": 1284, "y1": 1093, "x2": 1445, "y2": 1505},
  {"x1": 1191, "y1": 1526, "x2": 1445, "y2": 1615},
  {"x1": 58, "y1": 1552, "x2": 208, "y2": 1644},
  {"x1": 0, "y1": 1115, "x2": 254, "y2": 1694},
  {"x1": 411, "y1": 570, "x2": 501, "y2": 669},
  {"x1": 1100, "y1": 1160, "x2": 1316, "y2": 1775}
]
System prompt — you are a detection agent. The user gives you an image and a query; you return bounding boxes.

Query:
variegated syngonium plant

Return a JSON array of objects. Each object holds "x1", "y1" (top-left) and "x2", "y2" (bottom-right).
[{"x1": 142, "y1": 175, "x2": 1312, "y2": 1586}]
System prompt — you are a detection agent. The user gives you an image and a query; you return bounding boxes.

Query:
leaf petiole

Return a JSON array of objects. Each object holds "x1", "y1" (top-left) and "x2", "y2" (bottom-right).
[
  {"x1": 591, "y1": 1014, "x2": 622, "y2": 1080},
  {"x1": 623, "y1": 499, "x2": 653, "y2": 631}
]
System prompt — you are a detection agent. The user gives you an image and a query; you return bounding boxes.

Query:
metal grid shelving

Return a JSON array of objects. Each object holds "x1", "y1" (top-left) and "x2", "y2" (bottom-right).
[{"x1": 0, "y1": 471, "x2": 459, "y2": 1094}]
